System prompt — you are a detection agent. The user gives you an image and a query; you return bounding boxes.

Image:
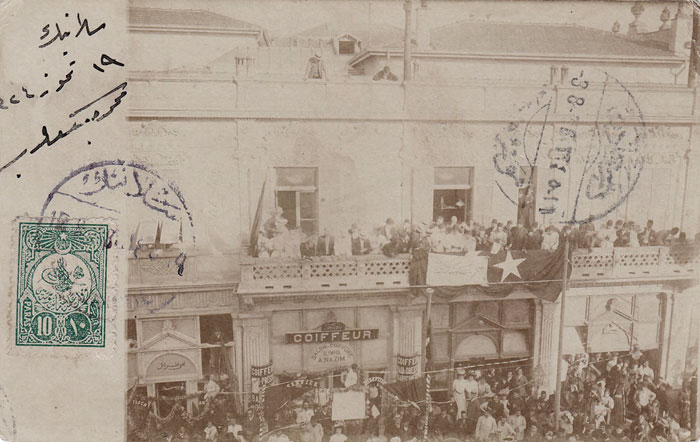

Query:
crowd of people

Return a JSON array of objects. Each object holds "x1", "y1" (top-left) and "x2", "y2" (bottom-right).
[
  {"x1": 420, "y1": 351, "x2": 697, "y2": 442},
  {"x1": 128, "y1": 353, "x2": 697, "y2": 442},
  {"x1": 253, "y1": 208, "x2": 697, "y2": 259}
]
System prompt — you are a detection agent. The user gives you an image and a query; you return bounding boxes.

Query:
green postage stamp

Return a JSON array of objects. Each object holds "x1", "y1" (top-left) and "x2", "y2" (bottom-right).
[{"x1": 15, "y1": 222, "x2": 108, "y2": 347}]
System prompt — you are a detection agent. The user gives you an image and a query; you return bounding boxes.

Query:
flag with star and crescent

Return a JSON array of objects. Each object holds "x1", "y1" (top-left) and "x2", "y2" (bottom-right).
[{"x1": 413, "y1": 244, "x2": 567, "y2": 302}]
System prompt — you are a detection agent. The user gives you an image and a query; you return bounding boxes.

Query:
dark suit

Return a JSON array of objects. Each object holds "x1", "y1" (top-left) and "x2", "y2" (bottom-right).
[
  {"x1": 316, "y1": 235, "x2": 335, "y2": 256},
  {"x1": 351, "y1": 236, "x2": 371, "y2": 255},
  {"x1": 526, "y1": 230, "x2": 543, "y2": 250},
  {"x1": 300, "y1": 242, "x2": 316, "y2": 258}
]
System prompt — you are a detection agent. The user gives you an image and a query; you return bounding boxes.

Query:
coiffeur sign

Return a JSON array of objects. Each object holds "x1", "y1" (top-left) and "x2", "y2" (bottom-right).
[{"x1": 286, "y1": 329, "x2": 379, "y2": 344}]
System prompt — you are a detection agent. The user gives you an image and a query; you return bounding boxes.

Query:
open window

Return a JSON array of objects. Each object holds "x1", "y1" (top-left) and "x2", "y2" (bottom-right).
[
  {"x1": 433, "y1": 167, "x2": 473, "y2": 223},
  {"x1": 275, "y1": 167, "x2": 319, "y2": 235}
]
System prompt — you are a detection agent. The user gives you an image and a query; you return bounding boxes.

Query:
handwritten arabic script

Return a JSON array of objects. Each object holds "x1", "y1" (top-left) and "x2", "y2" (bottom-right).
[{"x1": 0, "y1": 8, "x2": 126, "y2": 175}]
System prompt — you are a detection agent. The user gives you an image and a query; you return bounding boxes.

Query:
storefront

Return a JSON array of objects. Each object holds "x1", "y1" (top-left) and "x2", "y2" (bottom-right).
[
  {"x1": 562, "y1": 292, "x2": 666, "y2": 368},
  {"x1": 270, "y1": 308, "x2": 393, "y2": 386},
  {"x1": 426, "y1": 293, "x2": 536, "y2": 400}
]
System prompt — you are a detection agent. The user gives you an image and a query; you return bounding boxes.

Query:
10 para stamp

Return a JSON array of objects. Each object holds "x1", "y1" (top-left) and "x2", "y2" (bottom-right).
[{"x1": 16, "y1": 222, "x2": 108, "y2": 347}]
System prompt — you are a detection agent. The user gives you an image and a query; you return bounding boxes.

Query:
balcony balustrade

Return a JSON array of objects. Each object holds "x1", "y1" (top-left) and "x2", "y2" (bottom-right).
[{"x1": 239, "y1": 245, "x2": 700, "y2": 294}]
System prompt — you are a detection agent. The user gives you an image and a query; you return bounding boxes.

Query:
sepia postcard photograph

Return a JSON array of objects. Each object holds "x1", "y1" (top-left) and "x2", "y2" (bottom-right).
[{"x1": 0, "y1": 0, "x2": 699, "y2": 441}]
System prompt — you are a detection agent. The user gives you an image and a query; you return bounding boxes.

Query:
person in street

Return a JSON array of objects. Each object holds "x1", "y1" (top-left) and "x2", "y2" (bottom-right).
[
  {"x1": 475, "y1": 407, "x2": 497, "y2": 442},
  {"x1": 342, "y1": 364, "x2": 359, "y2": 388},
  {"x1": 452, "y1": 368, "x2": 469, "y2": 417},
  {"x1": 204, "y1": 376, "x2": 221, "y2": 401},
  {"x1": 204, "y1": 421, "x2": 218, "y2": 441}
]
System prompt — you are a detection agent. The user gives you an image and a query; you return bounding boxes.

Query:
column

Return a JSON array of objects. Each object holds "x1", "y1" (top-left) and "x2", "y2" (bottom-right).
[
  {"x1": 663, "y1": 288, "x2": 695, "y2": 388},
  {"x1": 233, "y1": 313, "x2": 271, "y2": 407},
  {"x1": 391, "y1": 306, "x2": 424, "y2": 380},
  {"x1": 536, "y1": 300, "x2": 559, "y2": 394}
]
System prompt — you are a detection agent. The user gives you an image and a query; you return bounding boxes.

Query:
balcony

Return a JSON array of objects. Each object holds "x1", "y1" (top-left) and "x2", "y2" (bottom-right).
[
  {"x1": 239, "y1": 246, "x2": 700, "y2": 295},
  {"x1": 570, "y1": 245, "x2": 700, "y2": 281},
  {"x1": 238, "y1": 254, "x2": 411, "y2": 294}
]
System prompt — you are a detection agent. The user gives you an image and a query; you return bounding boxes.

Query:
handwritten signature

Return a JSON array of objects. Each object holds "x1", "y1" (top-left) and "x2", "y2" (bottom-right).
[{"x1": 0, "y1": 82, "x2": 127, "y2": 174}]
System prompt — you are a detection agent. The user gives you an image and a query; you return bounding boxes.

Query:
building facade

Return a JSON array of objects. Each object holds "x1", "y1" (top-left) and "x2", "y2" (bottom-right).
[{"x1": 125, "y1": 0, "x2": 700, "y2": 429}]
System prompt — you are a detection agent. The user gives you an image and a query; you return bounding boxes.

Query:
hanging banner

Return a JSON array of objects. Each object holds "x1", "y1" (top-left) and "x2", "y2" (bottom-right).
[
  {"x1": 251, "y1": 362, "x2": 274, "y2": 395},
  {"x1": 331, "y1": 390, "x2": 366, "y2": 421},
  {"x1": 397, "y1": 355, "x2": 420, "y2": 380},
  {"x1": 426, "y1": 253, "x2": 488, "y2": 286}
]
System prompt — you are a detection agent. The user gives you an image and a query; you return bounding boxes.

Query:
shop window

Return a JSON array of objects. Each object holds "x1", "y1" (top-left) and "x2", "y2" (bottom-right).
[
  {"x1": 127, "y1": 318, "x2": 138, "y2": 348},
  {"x1": 199, "y1": 314, "x2": 233, "y2": 345},
  {"x1": 433, "y1": 167, "x2": 473, "y2": 223},
  {"x1": 275, "y1": 167, "x2": 319, "y2": 235}
]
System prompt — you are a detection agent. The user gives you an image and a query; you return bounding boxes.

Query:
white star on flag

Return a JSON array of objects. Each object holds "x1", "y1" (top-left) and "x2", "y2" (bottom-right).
[{"x1": 493, "y1": 251, "x2": 527, "y2": 282}]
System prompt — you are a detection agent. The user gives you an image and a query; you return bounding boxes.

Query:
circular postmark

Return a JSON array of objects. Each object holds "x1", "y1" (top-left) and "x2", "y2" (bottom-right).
[
  {"x1": 493, "y1": 71, "x2": 647, "y2": 225},
  {"x1": 0, "y1": 384, "x2": 17, "y2": 442},
  {"x1": 39, "y1": 159, "x2": 195, "y2": 249}
]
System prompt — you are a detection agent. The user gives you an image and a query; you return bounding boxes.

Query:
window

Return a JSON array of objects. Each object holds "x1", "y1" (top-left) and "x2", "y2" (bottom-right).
[
  {"x1": 433, "y1": 167, "x2": 473, "y2": 223},
  {"x1": 275, "y1": 167, "x2": 318, "y2": 235},
  {"x1": 338, "y1": 40, "x2": 356, "y2": 55},
  {"x1": 199, "y1": 314, "x2": 234, "y2": 345},
  {"x1": 200, "y1": 315, "x2": 234, "y2": 379}
]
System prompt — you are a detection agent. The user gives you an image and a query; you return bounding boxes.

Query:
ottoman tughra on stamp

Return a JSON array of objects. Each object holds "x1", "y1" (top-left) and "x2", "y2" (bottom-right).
[{"x1": 15, "y1": 222, "x2": 108, "y2": 347}]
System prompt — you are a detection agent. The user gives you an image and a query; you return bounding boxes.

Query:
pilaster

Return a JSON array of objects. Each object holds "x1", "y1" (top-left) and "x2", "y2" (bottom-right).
[
  {"x1": 391, "y1": 305, "x2": 424, "y2": 380},
  {"x1": 232, "y1": 313, "x2": 271, "y2": 404},
  {"x1": 663, "y1": 288, "x2": 695, "y2": 388},
  {"x1": 536, "y1": 300, "x2": 559, "y2": 394}
]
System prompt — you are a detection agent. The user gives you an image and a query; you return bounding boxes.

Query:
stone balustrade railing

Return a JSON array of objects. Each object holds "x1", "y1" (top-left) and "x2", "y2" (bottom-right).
[
  {"x1": 239, "y1": 246, "x2": 700, "y2": 294},
  {"x1": 569, "y1": 245, "x2": 700, "y2": 280},
  {"x1": 239, "y1": 254, "x2": 411, "y2": 294}
]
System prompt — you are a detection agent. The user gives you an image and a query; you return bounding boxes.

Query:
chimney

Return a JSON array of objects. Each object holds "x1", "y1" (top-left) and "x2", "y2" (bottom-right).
[{"x1": 415, "y1": 3, "x2": 430, "y2": 51}]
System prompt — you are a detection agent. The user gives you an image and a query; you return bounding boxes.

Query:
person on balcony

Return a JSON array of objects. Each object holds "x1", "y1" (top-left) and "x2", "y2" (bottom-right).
[
  {"x1": 508, "y1": 223, "x2": 528, "y2": 251},
  {"x1": 463, "y1": 229, "x2": 477, "y2": 253},
  {"x1": 638, "y1": 220, "x2": 656, "y2": 246},
  {"x1": 526, "y1": 223, "x2": 543, "y2": 250},
  {"x1": 301, "y1": 235, "x2": 317, "y2": 259},
  {"x1": 444, "y1": 226, "x2": 467, "y2": 253},
  {"x1": 380, "y1": 218, "x2": 402, "y2": 257},
  {"x1": 656, "y1": 227, "x2": 680, "y2": 245},
  {"x1": 629, "y1": 223, "x2": 641, "y2": 247},
  {"x1": 542, "y1": 226, "x2": 559, "y2": 252},
  {"x1": 350, "y1": 225, "x2": 372, "y2": 255},
  {"x1": 316, "y1": 229, "x2": 335, "y2": 256}
]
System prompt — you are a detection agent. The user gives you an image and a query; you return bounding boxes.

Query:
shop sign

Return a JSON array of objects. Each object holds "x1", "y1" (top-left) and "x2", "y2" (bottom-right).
[
  {"x1": 286, "y1": 329, "x2": 378, "y2": 344},
  {"x1": 251, "y1": 362, "x2": 274, "y2": 394},
  {"x1": 308, "y1": 343, "x2": 355, "y2": 369},
  {"x1": 146, "y1": 353, "x2": 197, "y2": 378},
  {"x1": 397, "y1": 355, "x2": 420, "y2": 380}
]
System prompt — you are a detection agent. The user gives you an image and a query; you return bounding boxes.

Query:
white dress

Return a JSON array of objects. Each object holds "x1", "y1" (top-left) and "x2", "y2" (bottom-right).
[{"x1": 452, "y1": 378, "x2": 468, "y2": 415}]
